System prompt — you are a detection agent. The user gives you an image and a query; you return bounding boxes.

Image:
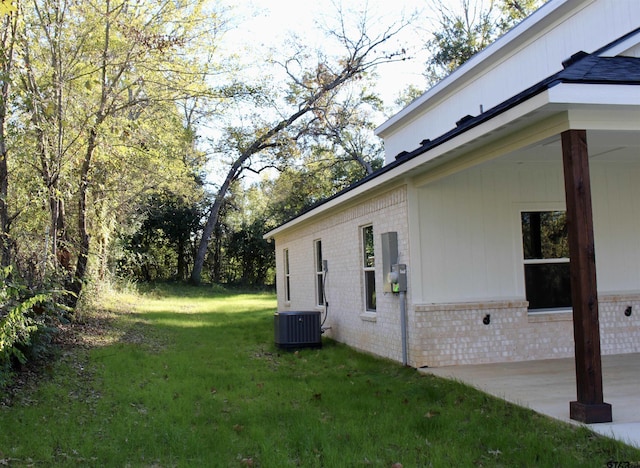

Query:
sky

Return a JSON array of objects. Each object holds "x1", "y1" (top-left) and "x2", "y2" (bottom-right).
[
  {"x1": 221, "y1": 0, "x2": 434, "y2": 108},
  {"x1": 205, "y1": 0, "x2": 440, "y2": 187}
]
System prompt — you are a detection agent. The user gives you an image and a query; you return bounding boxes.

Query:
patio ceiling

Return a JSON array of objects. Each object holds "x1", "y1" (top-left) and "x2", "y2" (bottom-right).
[{"x1": 498, "y1": 129, "x2": 640, "y2": 164}]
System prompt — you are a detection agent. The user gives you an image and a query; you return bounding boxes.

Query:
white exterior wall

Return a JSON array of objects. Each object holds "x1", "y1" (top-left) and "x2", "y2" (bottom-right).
[
  {"x1": 416, "y1": 159, "x2": 640, "y2": 304},
  {"x1": 409, "y1": 158, "x2": 640, "y2": 367},
  {"x1": 273, "y1": 159, "x2": 640, "y2": 368},
  {"x1": 380, "y1": 0, "x2": 640, "y2": 162},
  {"x1": 417, "y1": 161, "x2": 564, "y2": 303},
  {"x1": 274, "y1": 186, "x2": 410, "y2": 362},
  {"x1": 269, "y1": 0, "x2": 640, "y2": 368}
]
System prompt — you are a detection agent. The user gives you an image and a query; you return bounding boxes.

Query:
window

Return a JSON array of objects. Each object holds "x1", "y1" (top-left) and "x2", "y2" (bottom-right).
[
  {"x1": 314, "y1": 240, "x2": 324, "y2": 307},
  {"x1": 283, "y1": 249, "x2": 291, "y2": 303},
  {"x1": 362, "y1": 225, "x2": 376, "y2": 312},
  {"x1": 521, "y1": 211, "x2": 571, "y2": 310}
]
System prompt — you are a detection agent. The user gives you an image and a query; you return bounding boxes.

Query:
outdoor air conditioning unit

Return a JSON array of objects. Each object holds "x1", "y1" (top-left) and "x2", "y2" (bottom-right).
[{"x1": 274, "y1": 311, "x2": 322, "y2": 350}]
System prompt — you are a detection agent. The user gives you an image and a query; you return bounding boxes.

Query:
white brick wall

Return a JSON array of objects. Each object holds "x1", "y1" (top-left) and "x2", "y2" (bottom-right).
[
  {"x1": 275, "y1": 185, "x2": 410, "y2": 363},
  {"x1": 412, "y1": 295, "x2": 640, "y2": 368},
  {"x1": 273, "y1": 184, "x2": 640, "y2": 368}
]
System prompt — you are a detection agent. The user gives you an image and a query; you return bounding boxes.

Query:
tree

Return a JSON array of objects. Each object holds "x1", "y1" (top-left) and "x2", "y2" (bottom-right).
[
  {"x1": 0, "y1": 7, "x2": 18, "y2": 268},
  {"x1": 224, "y1": 218, "x2": 274, "y2": 286},
  {"x1": 498, "y1": 0, "x2": 542, "y2": 30},
  {"x1": 14, "y1": 0, "x2": 225, "y2": 301},
  {"x1": 259, "y1": 163, "x2": 340, "y2": 228},
  {"x1": 190, "y1": 6, "x2": 412, "y2": 284},
  {"x1": 20, "y1": 0, "x2": 77, "y2": 273},
  {"x1": 117, "y1": 191, "x2": 202, "y2": 282},
  {"x1": 306, "y1": 82, "x2": 384, "y2": 178},
  {"x1": 394, "y1": 84, "x2": 425, "y2": 112},
  {"x1": 70, "y1": 0, "x2": 219, "y2": 300},
  {"x1": 424, "y1": 0, "x2": 543, "y2": 85}
]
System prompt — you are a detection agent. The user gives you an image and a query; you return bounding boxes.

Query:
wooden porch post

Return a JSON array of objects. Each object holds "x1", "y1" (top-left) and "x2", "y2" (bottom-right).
[{"x1": 561, "y1": 129, "x2": 612, "y2": 424}]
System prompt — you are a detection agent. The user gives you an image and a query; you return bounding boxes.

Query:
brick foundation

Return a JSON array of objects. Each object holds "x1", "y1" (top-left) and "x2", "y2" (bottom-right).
[{"x1": 412, "y1": 295, "x2": 640, "y2": 367}]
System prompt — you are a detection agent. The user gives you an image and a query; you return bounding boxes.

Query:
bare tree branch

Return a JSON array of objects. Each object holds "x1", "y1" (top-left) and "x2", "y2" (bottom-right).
[{"x1": 190, "y1": 4, "x2": 412, "y2": 284}]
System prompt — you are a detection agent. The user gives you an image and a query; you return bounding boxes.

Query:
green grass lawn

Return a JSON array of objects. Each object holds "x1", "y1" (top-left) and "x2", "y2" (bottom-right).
[{"x1": 1, "y1": 283, "x2": 639, "y2": 467}]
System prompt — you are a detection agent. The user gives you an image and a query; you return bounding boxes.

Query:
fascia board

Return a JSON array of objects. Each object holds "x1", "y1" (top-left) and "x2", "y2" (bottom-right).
[
  {"x1": 395, "y1": 83, "x2": 640, "y2": 172},
  {"x1": 547, "y1": 83, "x2": 640, "y2": 106},
  {"x1": 598, "y1": 30, "x2": 640, "y2": 57}
]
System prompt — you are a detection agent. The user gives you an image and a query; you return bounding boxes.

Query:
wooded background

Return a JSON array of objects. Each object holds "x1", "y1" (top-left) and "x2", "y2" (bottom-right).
[{"x1": 0, "y1": 0, "x2": 541, "y2": 382}]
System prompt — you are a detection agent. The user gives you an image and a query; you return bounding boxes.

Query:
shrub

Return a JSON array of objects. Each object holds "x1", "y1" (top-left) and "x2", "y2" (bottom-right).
[{"x1": 0, "y1": 266, "x2": 69, "y2": 387}]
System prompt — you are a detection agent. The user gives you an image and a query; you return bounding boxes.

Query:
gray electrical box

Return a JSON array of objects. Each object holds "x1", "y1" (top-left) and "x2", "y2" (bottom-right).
[
  {"x1": 391, "y1": 264, "x2": 407, "y2": 293},
  {"x1": 381, "y1": 232, "x2": 398, "y2": 293}
]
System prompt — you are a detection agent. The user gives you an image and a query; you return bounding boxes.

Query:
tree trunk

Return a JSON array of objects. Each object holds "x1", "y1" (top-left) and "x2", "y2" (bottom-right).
[
  {"x1": 68, "y1": 127, "x2": 97, "y2": 305},
  {"x1": 0, "y1": 96, "x2": 8, "y2": 267},
  {"x1": 0, "y1": 129, "x2": 9, "y2": 268},
  {"x1": 0, "y1": 13, "x2": 16, "y2": 268},
  {"x1": 211, "y1": 223, "x2": 223, "y2": 283},
  {"x1": 68, "y1": 0, "x2": 110, "y2": 304},
  {"x1": 177, "y1": 238, "x2": 187, "y2": 281},
  {"x1": 191, "y1": 184, "x2": 229, "y2": 284}
]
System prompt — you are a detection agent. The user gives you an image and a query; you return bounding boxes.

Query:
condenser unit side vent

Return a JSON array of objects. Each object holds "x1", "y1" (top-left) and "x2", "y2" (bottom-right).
[{"x1": 274, "y1": 311, "x2": 322, "y2": 349}]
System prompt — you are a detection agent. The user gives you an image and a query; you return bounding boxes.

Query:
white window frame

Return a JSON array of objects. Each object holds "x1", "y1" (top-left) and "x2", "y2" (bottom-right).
[
  {"x1": 283, "y1": 248, "x2": 291, "y2": 303},
  {"x1": 362, "y1": 225, "x2": 376, "y2": 313},
  {"x1": 314, "y1": 239, "x2": 324, "y2": 307}
]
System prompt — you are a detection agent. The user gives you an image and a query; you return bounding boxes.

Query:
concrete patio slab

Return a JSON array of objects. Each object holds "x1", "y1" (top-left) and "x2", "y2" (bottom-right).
[{"x1": 419, "y1": 353, "x2": 640, "y2": 448}]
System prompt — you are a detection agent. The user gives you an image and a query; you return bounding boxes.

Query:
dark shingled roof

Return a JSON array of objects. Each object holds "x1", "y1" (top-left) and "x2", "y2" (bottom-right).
[
  {"x1": 270, "y1": 30, "x2": 640, "y2": 231},
  {"x1": 560, "y1": 53, "x2": 640, "y2": 83}
]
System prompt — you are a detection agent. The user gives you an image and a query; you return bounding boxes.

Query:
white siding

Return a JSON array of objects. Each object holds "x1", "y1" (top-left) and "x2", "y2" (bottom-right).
[
  {"x1": 592, "y1": 162, "x2": 640, "y2": 293},
  {"x1": 417, "y1": 158, "x2": 640, "y2": 304},
  {"x1": 268, "y1": 0, "x2": 640, "y2": 367},
  {"x1": 381, "y1": 0, "x2": 640, "y2": 162}
]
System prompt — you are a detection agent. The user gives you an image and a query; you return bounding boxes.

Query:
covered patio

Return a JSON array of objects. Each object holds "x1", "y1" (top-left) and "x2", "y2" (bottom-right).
[{"x1": 420, "y1": 353, "x2": 640, "y2": 447}]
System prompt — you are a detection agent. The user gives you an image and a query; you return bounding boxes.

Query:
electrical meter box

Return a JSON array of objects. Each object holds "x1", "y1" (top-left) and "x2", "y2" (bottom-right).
[
  {"x1": 381, "y1": 232, "x2": 398, "y2": 293},
  {"x1": 391, "y1": 264, "x2": 407, "y2": 293}
]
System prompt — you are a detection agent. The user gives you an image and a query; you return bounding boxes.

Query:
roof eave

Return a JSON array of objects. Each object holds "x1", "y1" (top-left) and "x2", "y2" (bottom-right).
[
  {"x1": 264, "y1": 82, "x2": 640, "y2": 240},
  {"x1": 375, "y1": 0, "x2": 578, "y2": 138}
]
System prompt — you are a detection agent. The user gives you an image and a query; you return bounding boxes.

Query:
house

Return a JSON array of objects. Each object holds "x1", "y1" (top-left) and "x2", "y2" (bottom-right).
[{"x1": 264, "y1": 0, "x2": 640, "y2": 385}]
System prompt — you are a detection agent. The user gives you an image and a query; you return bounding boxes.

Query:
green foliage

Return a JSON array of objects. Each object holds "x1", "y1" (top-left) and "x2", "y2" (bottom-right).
[
  {"x1": 246, "y1": 79, "x2": 384, "y2": 233},
  {"x1": 1, "y1": 0, "x2": 223, "y2": 300},
  {"x1": 116, "y1": 190, "x2": 203, "y2": 282},
  {"x1": 394, "y1": 83, "x2": 426, "y2": 109},
  {"x1": 0, "y1": 266, "x2": 68, "y2": 387},
  {"x1": 190, "y1": 7, "x2": 411, "y2": 284},
  {"x1": 424, "y1": 0, "x2": 545, "y2": 85},
  {"x1": 260, "y1": 166, "x2": 331, "y2": 225},
  {"x1": 223, "y1": 219, "x2": 275, "y2": 286},
  {"x1": 522, "y1": 211, "x2": 569, "y2": 259},
  {"x1": 201, "y1": 184, "x2": 275, "y2": 286},
  {"x1": 115, "y1": 183, "x2": 276, "y2": 288},
  {"x1": 3, "y1": 1, "x2": 394, "y2": 292},
  {"x1": 498, "y1": 0, "x2": 543, "y2": 30},
  {"x1": 0, "y1": 270, "x2": 40, "y2": 368}
]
